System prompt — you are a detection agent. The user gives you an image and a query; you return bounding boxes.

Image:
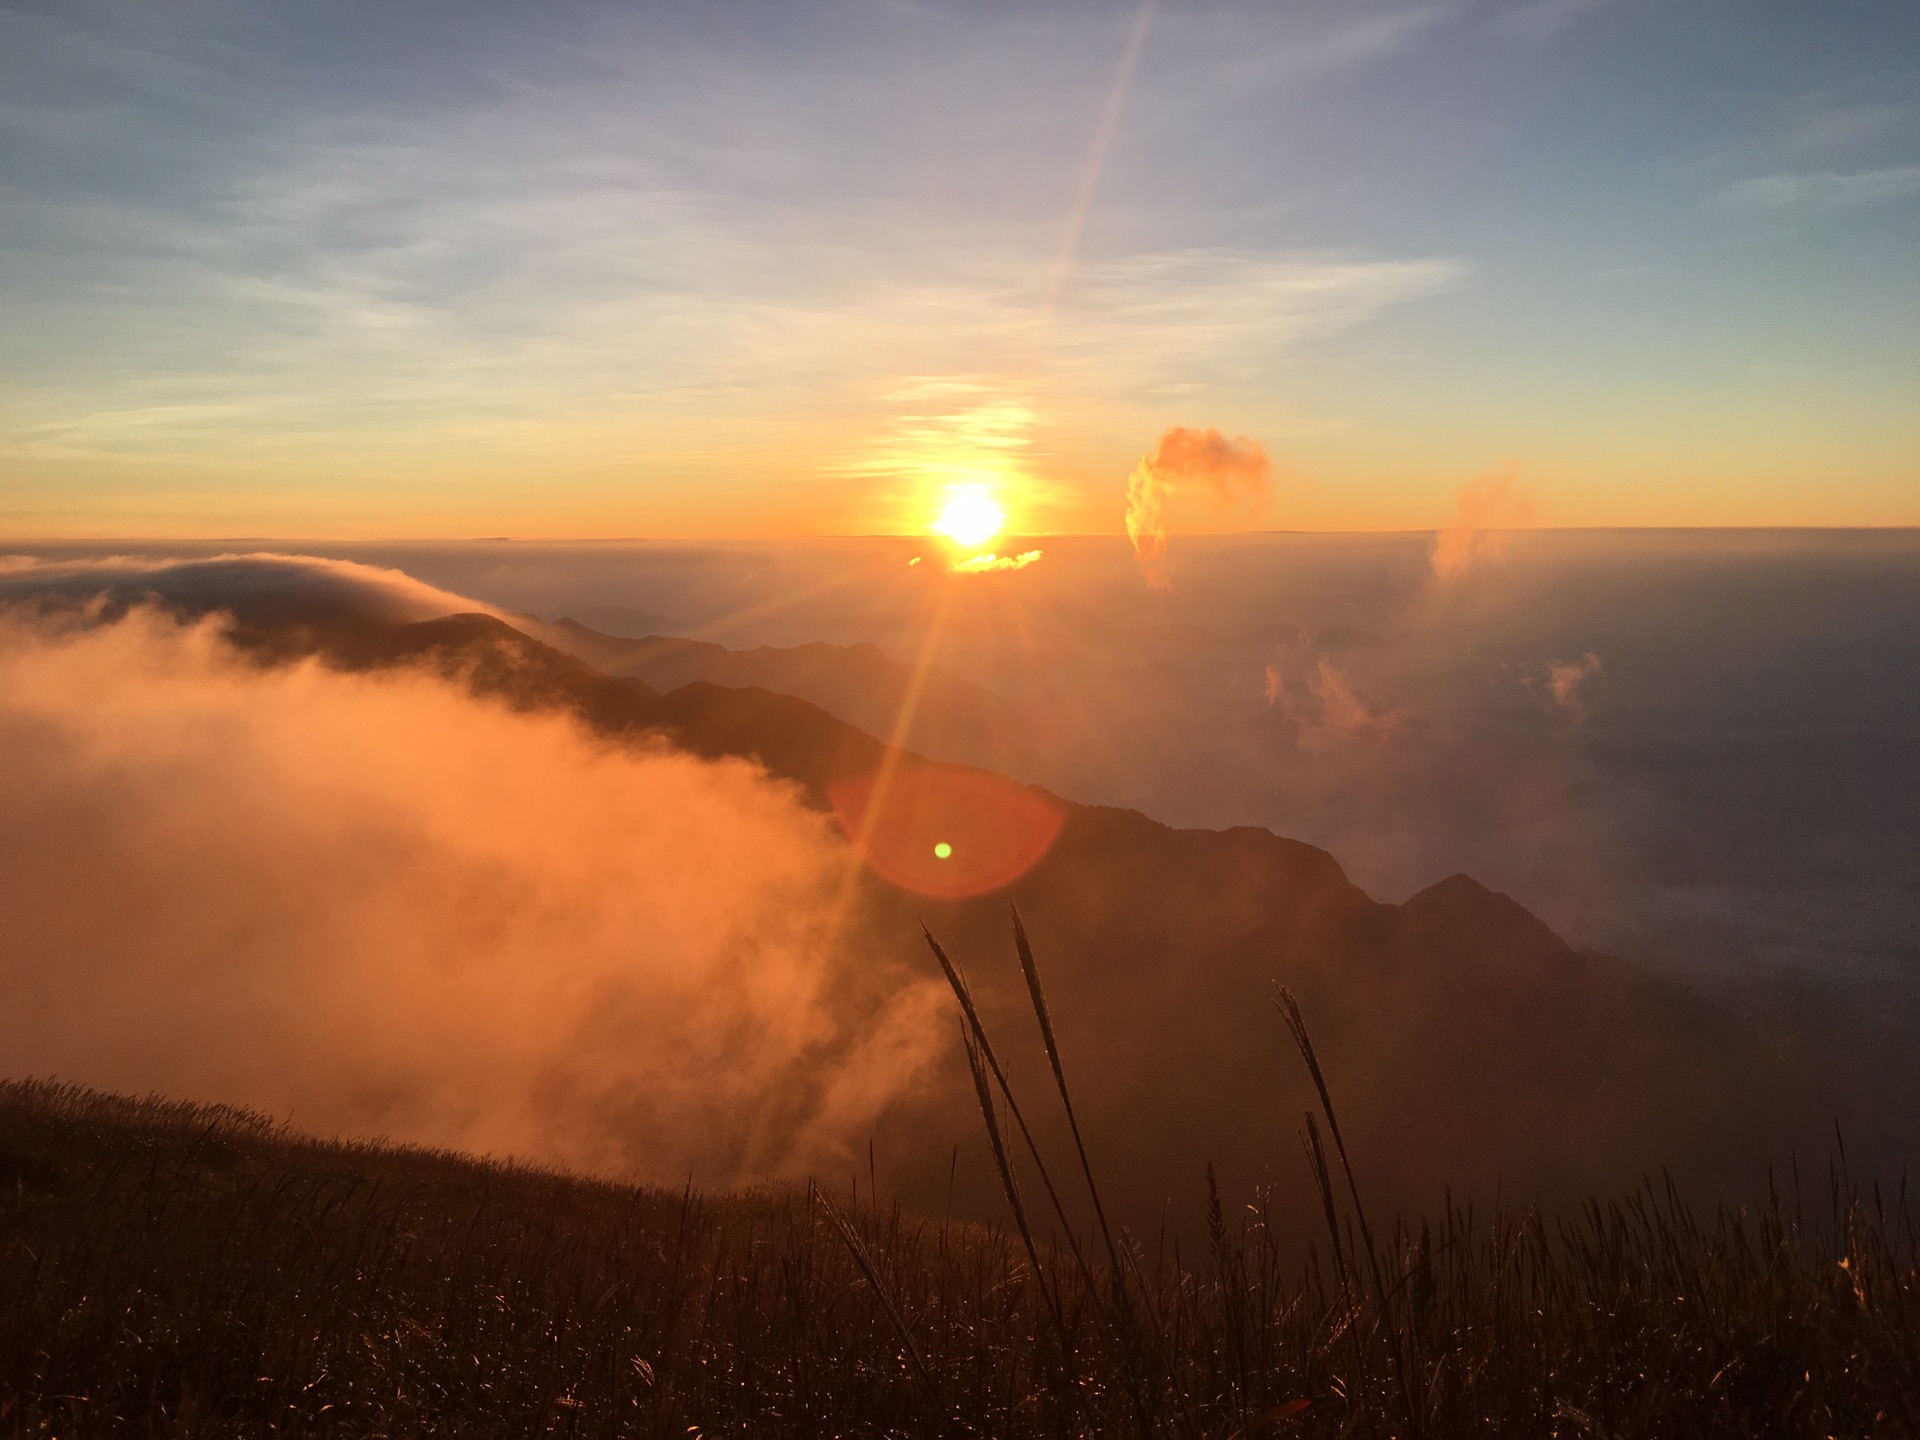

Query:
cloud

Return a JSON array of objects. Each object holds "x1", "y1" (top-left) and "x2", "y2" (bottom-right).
[
  {"x1": 1266, "y1": 658, "x2": 1402, "y2": 750},
  {"x1": 1496, "y1": 0, "x2": 1638, "y2": 42},
  {"x1": 0, "y1": 603, "x2": 942, "y2": 1185},
  {"x1": 0, "y1": 8, "x2": 1468, "y2": 485},
  {"x1": 825, "y1": 252, "x2": 1457, "y2": 528},
  {"x1": 1065, "y1": 250, "x2": 1466, "y2": 387},
  {"x1": 952, "y1": 549, "x2": 1043, "y2": 574},
  {"x1": 1430, "y1": 462, "x2": 1536, "y2": 580},
  {"x1": 1780, "y1": 99, "x2": 1906, "y2": 160},
  {"x1": 1263, "y1": 663, "x2": 1285, "y2": 707},
  {"x1": 1713, "y1": 166, "x2": 1920, "y2": 213},
  {"x1": 828, "y1": 386, "x2": 1044, "y2": 526},
  {"x1": 1546, "y1": 651, "x2": 1603, "y2": 717},
  {"x1": 1125, "y1": 427, "x2": 1271, "y2": 589},
  {"x1": 1207, "y1": 6, "x2": 1456, "y2": 80},
  {"x1": 0, "y1": 553, "x2": 496, "y2": 628}
]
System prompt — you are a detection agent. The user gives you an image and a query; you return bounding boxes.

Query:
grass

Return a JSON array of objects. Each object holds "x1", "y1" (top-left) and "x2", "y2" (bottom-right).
[{"x1": 2, "y1": 918, "x2": 1917, "y2": 1437}]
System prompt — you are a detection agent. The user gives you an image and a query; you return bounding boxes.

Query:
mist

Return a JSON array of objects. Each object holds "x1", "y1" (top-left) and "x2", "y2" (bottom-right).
[
  {"x1": 4, "y1": 535, "x2": 1916, "y2": 1210},
  {"x1": 72, "y1": 528, "x2": 1900, "y2": 1033},
  {"x1": 0, "y1": 601, "x2": 943, "y2": 1185}
]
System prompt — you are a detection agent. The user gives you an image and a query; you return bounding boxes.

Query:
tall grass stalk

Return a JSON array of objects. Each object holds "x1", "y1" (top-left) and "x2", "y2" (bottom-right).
[{"x1": 2, "y1": 923, "x2": 1917, "y2": 1437}]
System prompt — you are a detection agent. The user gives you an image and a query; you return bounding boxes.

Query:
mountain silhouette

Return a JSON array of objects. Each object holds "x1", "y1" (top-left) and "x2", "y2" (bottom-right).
[
  {"x1": 543, "y1": 617, "x2": 1044, "y2": 777},
  {"x1": 242, "y1": 608, "x2": 1815, "y2": 1229}
]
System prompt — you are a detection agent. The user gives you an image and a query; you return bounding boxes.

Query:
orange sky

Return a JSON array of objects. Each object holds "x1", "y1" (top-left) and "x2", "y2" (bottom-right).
[{"x1": 3, "y1": 3, "x2": 1916, "y2": 539}]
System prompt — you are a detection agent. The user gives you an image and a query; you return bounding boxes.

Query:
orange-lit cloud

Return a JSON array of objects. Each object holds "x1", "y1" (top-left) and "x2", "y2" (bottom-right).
[
  {"x1": 0, "y1": 552, "x2": 496, "y2": 626},
  {"x1": 1124, "y1": 426, "x2": 1271, "y2": 588},
  {"x1": 1431, "y1": 462, "x2": 1537, "y2": 580},
  {"x1": 0, "y1": 604, "x2": 943, "y2": 1185},
  {"x1": 951, "y1": 549, "x2": 1043, "y2": 574},
  {"x1": 1265, "y1": 658, "x2": 1401, "y2": 750},
  {"x1": 1546, "y1": 651, "x2": 1603, "y2": 717}
]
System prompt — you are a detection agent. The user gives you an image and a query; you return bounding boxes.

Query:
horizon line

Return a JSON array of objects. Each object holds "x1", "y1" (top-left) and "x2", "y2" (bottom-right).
[{"x1": 6, "y1": 523, "x2": 1919, "y2": 548}]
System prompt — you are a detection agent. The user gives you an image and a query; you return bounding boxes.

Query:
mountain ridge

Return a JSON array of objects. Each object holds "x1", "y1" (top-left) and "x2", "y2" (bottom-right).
[{"x1": 223, "y1": 606, "x2": 1815, "y2": 1227}]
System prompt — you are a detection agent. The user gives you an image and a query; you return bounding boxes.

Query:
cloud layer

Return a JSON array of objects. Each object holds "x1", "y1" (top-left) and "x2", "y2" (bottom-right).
[
  {"x1": 0, "y1": 552, "x2": 495, "y2": 627},
  {"x1": 0, "y1": 603, "x2": 942, "y2": 1184}
]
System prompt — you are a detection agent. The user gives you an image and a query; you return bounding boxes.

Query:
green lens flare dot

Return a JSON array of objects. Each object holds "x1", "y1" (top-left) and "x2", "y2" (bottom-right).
[{"x1": 933, "y1": 842, "x2": 953, "y2": 859}]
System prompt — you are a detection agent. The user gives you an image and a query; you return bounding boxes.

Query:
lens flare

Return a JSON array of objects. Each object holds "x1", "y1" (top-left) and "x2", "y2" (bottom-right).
[
  {"x1": 829, "y1": 761, "x2": 1063, "y2": 899},
  {"x1": 934, "y1": 491, "x2": 1004, "y2": 549}
]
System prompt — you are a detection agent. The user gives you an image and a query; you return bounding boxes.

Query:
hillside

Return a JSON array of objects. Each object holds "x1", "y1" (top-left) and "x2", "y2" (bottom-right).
[
  {"x1": 3, "y1": 1074, "x2": 1913, "y2": 1437},
  {"x1": 234, "y1": 609, "x2": 1820, "y2": 1231},
  {"x1": 541, "y1": 616, "x2": 1049, "y2": 779}
]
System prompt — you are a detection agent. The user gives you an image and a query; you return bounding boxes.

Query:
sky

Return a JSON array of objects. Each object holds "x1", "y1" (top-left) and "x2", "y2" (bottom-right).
[{"x1": 2, "y1": 0, "x2": 1916, "y2": 538}]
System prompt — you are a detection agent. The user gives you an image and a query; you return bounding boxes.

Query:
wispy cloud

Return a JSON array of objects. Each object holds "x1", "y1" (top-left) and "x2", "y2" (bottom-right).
[
  {"x1": 1287, "y1": 7, "x2": 1455, "y2": 71},
  {"x1": 1153, "y1": 4, "x2": 1458, "y2": 95},
  {"x1": 1431, "y1": 461, "x2": 1535, "y2": 581},
  {"x1": 1062, "y1": 249, "x2": 1467, "y2": 387},
  {"x1": 1494, "y1": 0, "x2": 1638, "y2": 42},
  {"x1": 16, "y1": 0, "x2": 1912, "y2": 536},
  {"x1": 1780, "y1": 97, "x2": 1907, "y2": 160},
  {"x1": 819, "y1": 250, "x2": 1460, "y2": 521},
  {"x1": 1714, "y1": 166, "x2": 1920, "y2": 213},
  {"x1": 1545, "y1": 651, "x2": 1603, "y2": 718},
  {"x1": 0, "y1": 5, "x2": 1467, "y2": 481}
]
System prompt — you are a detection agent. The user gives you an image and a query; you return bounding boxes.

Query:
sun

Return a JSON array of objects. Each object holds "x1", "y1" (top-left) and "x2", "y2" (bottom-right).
[{"x1": 934, "y1": 490, "x2": 1005, "y2": 549}]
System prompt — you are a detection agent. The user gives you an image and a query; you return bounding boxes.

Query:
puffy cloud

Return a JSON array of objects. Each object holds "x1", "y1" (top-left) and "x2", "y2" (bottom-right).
[
  {"x1": 1266, "y1": 658, "x2": 1402, "y2": 751},
  {"x1": 1430, "y1": 462, "x2": 1536, "y2": 580},
  {"x1": 1546, "y1": 651, "x2": 1603, "y2": 717},
  {"x1": 1124, "y1": 427, "x2": 1270, "y2": 589}
]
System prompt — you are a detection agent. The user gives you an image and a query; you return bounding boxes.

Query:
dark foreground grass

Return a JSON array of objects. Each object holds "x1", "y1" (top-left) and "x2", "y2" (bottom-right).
[
  {"x1": 2, "y1": 1069, "x2": 1916, "y2": 1438},
  {"x1": 4, "y1": 921, "x2": 1918, "y2": 1437}
]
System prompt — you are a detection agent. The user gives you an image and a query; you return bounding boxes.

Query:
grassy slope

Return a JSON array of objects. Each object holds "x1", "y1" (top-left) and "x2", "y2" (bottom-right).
[{"x1": 3, "y1": 1079, "x2": 1916, "y2": 1438}]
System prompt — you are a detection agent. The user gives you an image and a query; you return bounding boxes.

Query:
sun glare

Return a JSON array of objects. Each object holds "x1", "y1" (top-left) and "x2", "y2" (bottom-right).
[{"x1": 934, "y1": 491, "x2": 1004, "y2": 549}]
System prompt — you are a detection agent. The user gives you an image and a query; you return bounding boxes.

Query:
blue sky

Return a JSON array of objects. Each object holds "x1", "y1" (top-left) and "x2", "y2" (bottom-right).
[{"x1": 2, "y1": 0, "x2": 1916, "y2": 535}]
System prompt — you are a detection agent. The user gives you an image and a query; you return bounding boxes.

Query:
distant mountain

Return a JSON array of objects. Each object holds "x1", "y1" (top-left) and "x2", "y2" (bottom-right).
[
  {"x1": 568, "y1": 604, "x2": 674, "y2": 638},
  {"x1": 258, "y1": 610, "x2": 1815, "y2": 1229},
  {"x1": 544, "y1": 617, "x2": 1048, "y2": 778}
]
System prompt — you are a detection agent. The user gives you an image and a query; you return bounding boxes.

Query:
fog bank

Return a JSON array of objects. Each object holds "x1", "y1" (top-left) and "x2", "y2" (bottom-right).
[{"x1": 0, "y1": 604, "x2": 942, "y2": 1184}]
